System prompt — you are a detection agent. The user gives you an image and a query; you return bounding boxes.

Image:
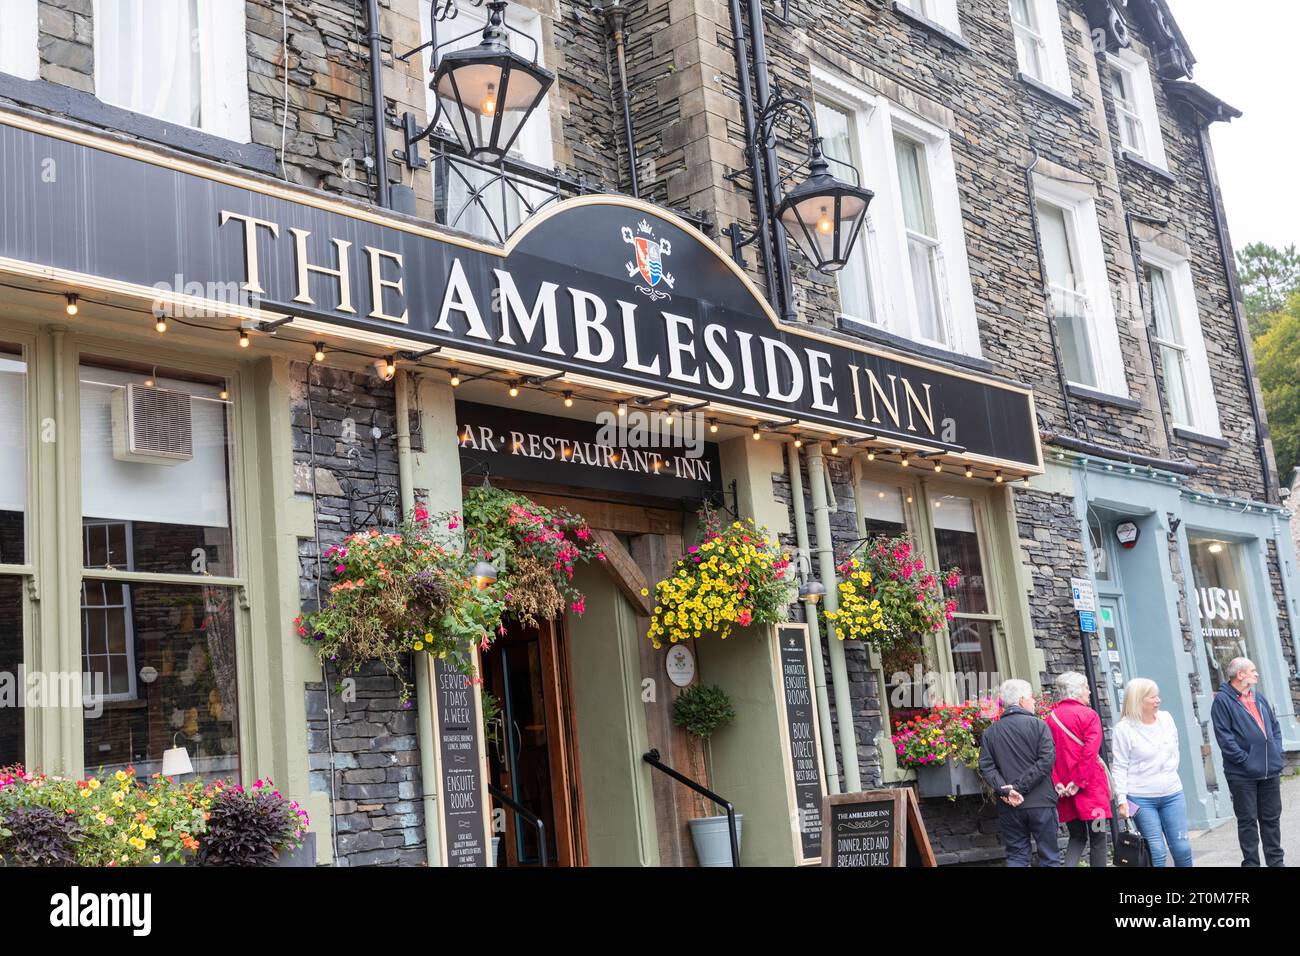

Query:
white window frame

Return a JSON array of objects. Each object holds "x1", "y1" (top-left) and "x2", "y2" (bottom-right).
[
  {"x1": 1142, "y1": 244, "x2": 1220, "y2": 437},
  {"x1": 0, "y1": 0, "x2": 40, "y2": 80},
  {"x1": 1009, "y1": 0, "x2": 1071, "y2": 97},
  {"x1": 814, "y1": 68, "x2": 982, "y2": 357},
  {"x1": 896, "y1": 0, "x2": 962, "y2": 36},
  {"x1": 1033, "y1": 174, "x2": 1128, "y2": 397},
  {"x1": 91, "y1": 0, "x2": 252, "y2": 142},
  {"x1": 80, "y1": 521, "x2": 138, "y2": 704},
  {"x1": 1107, "y1": 50, "x2": 1168, "y2": 169}
]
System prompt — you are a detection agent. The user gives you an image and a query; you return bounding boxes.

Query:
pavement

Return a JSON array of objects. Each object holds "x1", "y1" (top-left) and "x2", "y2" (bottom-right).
[{"x1": 1190, "y1": 772, "x2": 1300, "y2": 866}]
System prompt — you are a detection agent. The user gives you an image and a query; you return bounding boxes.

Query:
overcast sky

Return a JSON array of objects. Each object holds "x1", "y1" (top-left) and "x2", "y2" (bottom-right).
[{"x1": 1166, "y1": 0, "x2": 1300, "y2": 252}]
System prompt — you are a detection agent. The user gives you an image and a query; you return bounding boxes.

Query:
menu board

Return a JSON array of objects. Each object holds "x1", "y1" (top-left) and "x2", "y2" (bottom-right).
[
  {"x1": 431, "y1": 655, "x2": 491, "y2": 867},
  {"x1": 821, "y1": 790, "x2": 935, "y2": 867},
  {"x1": 773, "y1": 624, "x2": 827, "y2": 864}
]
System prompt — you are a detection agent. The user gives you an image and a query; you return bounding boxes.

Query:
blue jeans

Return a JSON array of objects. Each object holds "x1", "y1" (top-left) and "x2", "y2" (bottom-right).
[{"x1": 1131, "y1": 791, "x2": 1193, "y2": 867}]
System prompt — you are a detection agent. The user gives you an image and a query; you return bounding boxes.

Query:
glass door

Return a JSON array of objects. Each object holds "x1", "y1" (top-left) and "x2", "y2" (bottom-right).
[{"x1": 1097, "y1": 599, "x2": 1131, "y2": 718}]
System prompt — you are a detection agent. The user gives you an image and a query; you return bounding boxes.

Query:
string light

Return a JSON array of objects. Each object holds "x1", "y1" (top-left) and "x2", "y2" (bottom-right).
[
  {"x1": 708, "y1": 419, "x2": 719, "y2": 434},
  {"x1": 238, "y1": 330, "x2": 250, "y2": 348},
  {"x1": 900, "y1": 453, "x2": 910, "y2": 467},
  {"x1": 65, "y1": 294, "x2": 79, "y2": 316},
  {"x1": 752, "y1": 427, "x2": 762, "y2": 440},
  {"x1": 995, "y1": 471, "x2": 1004, "y2": 483},
  {"x1": 384, "y1": 356, "x2": 396, "y2": 379},
  {"x1": 155, "y1": 316, "x2": 167, "y2": 333},
  {"x1": 866, "y1": 449, "x2": 876, "y2": 461},
  {"x1": 1023, "y1": 476, "x2": 1031, "y2": 486},
  {"x1": 218, "y1": 387, "x2": 229, "y2": 401},
  {"x1": 144, "y1": 366, "x2": 156, "y2": 388},
  {"x1": 933, "y1": 460, "x2": 943, "y2": 473},
  {"x1": 313, "y1": 343, "x2": 326, "y2": 363},
  {"x1": 793, "y1": 435, "x2": 803, "y2": 448},
  {"x1": 449, "y1": 369, "x2": 461, "y2": 387},
  {"x1": 830, "y1": 439, "x2": 840, "y2": 455},
  {"x1": 563, "y1": 391, "x2": 574, "y2": 408},
  {"x1": 617, "y1": 401, "x2": 627, "y2": 417},
  {"x1": 964, "y1": 464, "x2": 974, "y2": 478},
  {"x1": 508, "y1": 380, "x2": 520, "y2": 398}
]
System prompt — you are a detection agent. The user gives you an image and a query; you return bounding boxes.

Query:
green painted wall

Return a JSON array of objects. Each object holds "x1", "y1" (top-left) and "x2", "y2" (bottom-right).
[
  {"x1": 565, "y1": 565, "x2": 658, "y2": 866},
  {"x1": 694, "y1": 628, "x2": 799, "y2": 866}
]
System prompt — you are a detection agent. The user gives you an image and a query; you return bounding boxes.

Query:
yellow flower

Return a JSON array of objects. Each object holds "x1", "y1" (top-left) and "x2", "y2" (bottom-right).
[
  {"x1": 140, "y1": 825, "x2": 157, "y2": 840},
  {"x1": 152, "y1": 855, "x2": 161, "y2": 865},
  {"x1": 114, "y1": 770, "x2": 127, "y2": 782},
  {"x1": 413, "y1": 641, "x2": 424, "y2": 651}
]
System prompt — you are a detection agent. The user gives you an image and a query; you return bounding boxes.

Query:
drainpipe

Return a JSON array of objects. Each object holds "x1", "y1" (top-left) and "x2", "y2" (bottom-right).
[
  {"x1": 726, "y1": 0, "x2": 779, "y2": 309},
  {"x1": 366, "y1": 0, "x2": 392, "y2": 208},
  {"x1": 395, "y1": 370, "x2": 442, "y2": 865},
  {"x1": 786, "y1": 441, "x2": 841, "y2": 794},
  {"x1": 1194, "y1": 124, "x2": 1274, "y2": 502},
  {"x1": 745, "y1": 0, "x2": 795, "y2": 322},
  {"x1": 806, "y1": 442, "x2": 861, "y2": 791},
  {"x1": 599, "y1": 0, "x2": 640, "y2": 198}
]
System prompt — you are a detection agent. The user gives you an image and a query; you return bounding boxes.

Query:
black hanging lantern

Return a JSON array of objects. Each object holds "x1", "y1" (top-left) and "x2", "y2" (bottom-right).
[
  {"x1": 430, "y1": 0, "x2": 555, "y2": 164},
  {"x1": 776, "y1": 138, "x2": 873, "y2": 274}
]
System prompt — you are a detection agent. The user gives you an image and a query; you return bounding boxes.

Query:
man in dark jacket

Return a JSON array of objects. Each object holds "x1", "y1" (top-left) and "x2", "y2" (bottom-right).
[
  {"x1": 979, "y1": 678, "x2": 1059, "y2": 866},
  {"x1": 1211, "y1": 658, "x2": 1285, "y2": 867}
]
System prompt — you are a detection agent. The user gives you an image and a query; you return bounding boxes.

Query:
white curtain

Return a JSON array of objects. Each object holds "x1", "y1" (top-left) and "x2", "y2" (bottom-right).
[
  {"x1": 0, "y1": 356, "x2": 27, "y2": 513},
  {"x1": 95, "y1": 0, "x2": 202, "y2": 129},
  {"x1": 0, "y1": 0, "x2": 40, "y2": 80},
  {"x1": 79, "y1": 365, "x2": 231, "y2": 529}
]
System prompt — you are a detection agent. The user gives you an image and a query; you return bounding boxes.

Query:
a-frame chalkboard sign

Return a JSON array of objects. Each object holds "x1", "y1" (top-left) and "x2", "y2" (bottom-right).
[{"x1": 820, "y1": 788, "x2": 937, "y2": 867}]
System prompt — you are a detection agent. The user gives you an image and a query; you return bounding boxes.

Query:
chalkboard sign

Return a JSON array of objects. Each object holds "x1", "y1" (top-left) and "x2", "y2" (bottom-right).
[
  {"x1": 430, "y1": 654, "x2": 492, "y2": 867},
  {"x1": 772, "y1": 623, "x2": 827, "y2": 864},
  {"x1": 821, "y1": 790, "x2": 936, "y2": 867}
]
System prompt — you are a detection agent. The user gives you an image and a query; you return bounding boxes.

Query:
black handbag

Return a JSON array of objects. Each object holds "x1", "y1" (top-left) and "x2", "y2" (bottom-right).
[{"x1": 1113, "y1": 818, "x2": 1152, "y2": 867}]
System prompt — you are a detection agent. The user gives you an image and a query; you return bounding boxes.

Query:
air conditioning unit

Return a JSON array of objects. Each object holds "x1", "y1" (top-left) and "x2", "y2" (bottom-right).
[{"x1": 111, "y1": 383, "x2": 194, "y2": 465}]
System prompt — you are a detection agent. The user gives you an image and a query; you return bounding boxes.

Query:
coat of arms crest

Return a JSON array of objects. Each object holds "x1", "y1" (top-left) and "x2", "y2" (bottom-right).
[{"x1": 621, "y1": 219, "x2": 675, "y2": 301}]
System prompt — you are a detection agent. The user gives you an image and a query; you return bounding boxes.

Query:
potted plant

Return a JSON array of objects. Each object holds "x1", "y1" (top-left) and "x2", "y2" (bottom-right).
[
  {"x1": 672, "y1": 683, "x2": 741, "y2": 866},
  {"x1": 644, "y1": 510, "x2": 793, "y2": 649},
  {"x1": 196, "y1": 778, "x2": 312, "y2": 867},
  {"x1": 892, "y1": 701, "x2": 997, "y2": 798}
]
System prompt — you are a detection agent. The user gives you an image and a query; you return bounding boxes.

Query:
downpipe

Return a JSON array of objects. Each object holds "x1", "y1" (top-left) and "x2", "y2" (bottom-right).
[
  {"x1": 786, "y1": 441, "x2": 841, "y2": 794},
  {"x1": 366, "y1": 0, "x2": 392, "y2": 208},
  {"x1": 806, "y1": 442, "x2": 861, "y2": 791}
]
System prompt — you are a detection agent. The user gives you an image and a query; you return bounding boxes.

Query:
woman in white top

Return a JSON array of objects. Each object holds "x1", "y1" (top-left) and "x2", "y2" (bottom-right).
[{"x1": 1111, "y1": 678, "x2": 1193, "y2": 866}]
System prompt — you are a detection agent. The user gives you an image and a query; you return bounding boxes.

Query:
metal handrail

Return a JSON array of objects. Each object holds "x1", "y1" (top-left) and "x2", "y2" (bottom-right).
[
  {"x1": 641, "y1": 748, "x2": 740, "y2": 867},
  {"x1": 488, "y1": 782, "x2": 549, "y2": 867}
]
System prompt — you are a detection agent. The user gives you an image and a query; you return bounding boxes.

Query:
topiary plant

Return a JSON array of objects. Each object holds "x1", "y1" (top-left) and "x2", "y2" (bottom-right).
[
  {"x1": 672, "y1": 684, "x2": 736, "y2": 740},
  {"x1": 0, "y1": 805, "x2": 84, "y2": 866}
]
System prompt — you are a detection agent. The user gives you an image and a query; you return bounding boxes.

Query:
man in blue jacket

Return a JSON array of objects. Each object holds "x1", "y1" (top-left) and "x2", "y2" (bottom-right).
[{"x1": 1210, "y1": 658, "x2": 1285, "y2": 867}]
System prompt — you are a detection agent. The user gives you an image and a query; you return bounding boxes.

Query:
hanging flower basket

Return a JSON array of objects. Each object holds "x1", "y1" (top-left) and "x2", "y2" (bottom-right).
[
  {"x1": 644, "y1": 509, "x2": 793, "y2": 649},
  {"x1": 825, "y1": 537, "x2": 958, "y2": 653}
]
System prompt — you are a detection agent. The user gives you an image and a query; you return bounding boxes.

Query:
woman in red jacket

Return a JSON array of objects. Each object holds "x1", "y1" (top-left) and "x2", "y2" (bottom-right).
[{"x1": 1048, "y1": 671, "x2": 1113, "y2": 867}]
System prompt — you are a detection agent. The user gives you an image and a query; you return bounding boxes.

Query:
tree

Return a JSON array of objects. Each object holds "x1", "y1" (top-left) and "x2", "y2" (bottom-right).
[
  {"x1": 1253, "y1": 292, "x2": 1300, "y2": 485},
  {"x1": 1237, "y1": 242, "x2": 1300, "y2": 337}
]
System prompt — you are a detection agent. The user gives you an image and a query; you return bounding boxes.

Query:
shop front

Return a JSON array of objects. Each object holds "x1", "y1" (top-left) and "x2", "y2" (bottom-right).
[
  {"x1": 1051, "y1": 454, "x2": 1300, "y2": 830},
  {"x1": 0, "y1": 104, "x2": 1046, "y2": 865}
]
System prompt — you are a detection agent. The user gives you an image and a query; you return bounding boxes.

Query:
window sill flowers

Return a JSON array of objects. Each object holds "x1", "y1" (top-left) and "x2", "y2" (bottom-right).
[{"x1": 644, "y1": 510, "x2": 792, "y2": 649}]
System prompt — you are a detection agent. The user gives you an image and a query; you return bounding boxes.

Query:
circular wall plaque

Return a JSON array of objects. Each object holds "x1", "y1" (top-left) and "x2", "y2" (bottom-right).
[{"x1": 665, "y1": 644, "x2": 696, "y2": 687}]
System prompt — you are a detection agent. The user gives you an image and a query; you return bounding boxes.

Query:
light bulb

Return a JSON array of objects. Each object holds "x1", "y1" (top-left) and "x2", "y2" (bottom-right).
[
  {"x1": 238, "y1": 330, "x2": 250, "y2": 348},
  {"x1": 866, "y1": 449, "x2": 876, "y2": 461},
  {"x1": 480, "y1": 83, "x2": 497, "y2": 116},
  {"x1": 995, "y1": 471, "x2": 1004, "y2": 483},
  {"x1": 617, "y1": 401, "x2": 627, "y2": 417},
  {"x1": 313, "y1": 343, "x2": 326, "y2": 363},
  {"x1": 65, "y1": 294, "x2": 79, "y2": 316},
  {"x1": 794, "y1": 436, "x2": 803, "y2": 448},
  {"x1": 563, "y1": 391, "x2": 574, "y2": 408},
  {"x1": 508, "y1": 380, "x2": 520, "y2": 397},
  {"x1": 934, "y1": 461, "x2": 943, "y2": 473},
  {"x1": 964, "y1": 465, "x2": 974, "y2": 478},
  {"x1": 752, "y1": 427, "x2": 761, "y2": 440},
  {"x1": 155, "y1": 317, "x2": 167, "y2": 333},
  {"x1": 816, "y1": 207, "x2": 833, "y2": 234},
  {"x1": 384, "y1": 356, "x2": 396, "y2": 379},
  {"x1": 830, "y1": 440, "x2": 840, "y2": 455},
  {"x1": 449, "y1": 369, "x2": 461, "y2": 387},
  {"x1": 144, "y1": 377, "x2": 155, "y2": 388},
  {"x1": 708, "y1": 419, "x2": 718, "y2": 434},
  {"x1": 219, "y1": 388, "x2": 230, "y2": 401},
  {"x1": 900, "y1": 454, "x2": 910, "y2": 467}
]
